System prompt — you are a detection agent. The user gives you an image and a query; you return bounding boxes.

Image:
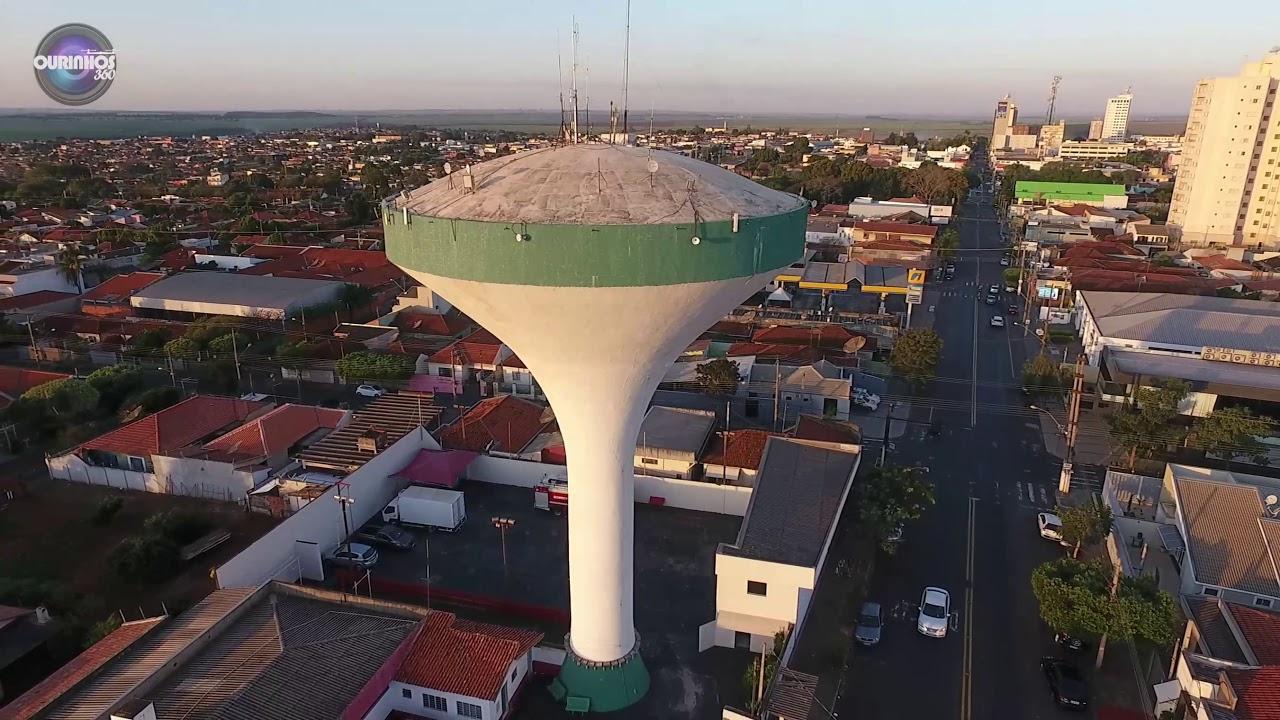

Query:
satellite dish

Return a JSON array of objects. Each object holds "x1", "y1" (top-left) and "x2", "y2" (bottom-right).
[
  {"x1": 443, "y1": 162, "x2": 453, "y2": 175},
  {"x1": 646, "y1": 159, "x2": 659, "y2": 174},
  {"x1": 1266, "y1": 495, "x2": 1280, "y2": 518},
  {"x1": 690, "y1": 236, "x2": 701, "y2": 246}
]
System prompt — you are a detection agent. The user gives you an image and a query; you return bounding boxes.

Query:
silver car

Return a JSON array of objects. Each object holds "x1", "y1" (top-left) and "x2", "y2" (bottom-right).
[
  {"x1": 327, "y1": 542, "x2": 380, "y2": 569},
  {"x1": 855, "y1": 601, "x2": 883, "y2": 646},
  {"x1": 917, "y1": 587, "x2": 950, "y2": 638}
]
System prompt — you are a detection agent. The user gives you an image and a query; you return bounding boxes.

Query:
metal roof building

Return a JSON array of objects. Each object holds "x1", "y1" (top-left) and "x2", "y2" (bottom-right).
[{"x1": 130, "y1": 272, "x2": 346, "y2": 320}]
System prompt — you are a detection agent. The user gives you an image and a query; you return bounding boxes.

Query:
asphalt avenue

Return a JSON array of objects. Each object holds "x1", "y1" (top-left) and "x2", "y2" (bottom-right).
[{"x1": 835, "y1": 153, "x2": 1104, "y2": 720}]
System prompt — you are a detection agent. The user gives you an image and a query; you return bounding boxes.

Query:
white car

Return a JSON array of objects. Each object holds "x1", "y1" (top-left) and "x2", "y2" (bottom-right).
[
  {"x1": 355, "y1": 384, "x2": 387, "y2": 398},
  {"x1": 852, "y1": 388, "x2": 881, "y2": 411},
  {"x1": 1038, "y1": 512, "x2": 1064, "y2": 542},
  {"x1": 918, "y1": 587, "x2": 951, "y2": 637},
  {"x1": 990, "y1": 315, "x2": 1005, "y2": 328}
]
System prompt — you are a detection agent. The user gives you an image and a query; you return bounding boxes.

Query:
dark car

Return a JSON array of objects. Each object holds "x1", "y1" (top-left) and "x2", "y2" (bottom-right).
[
  {"x1": 985, "y1": 294, "x2": 998, "y2": 305},
  {"x1": 1007, "y1": 304, "x2": 1018, "y2": 315},
  {"x1": 854, "y1": 601, "x2": 883, "y2": 646},
  {"x1": 352, "y1": 522, "x2": 416, "y2": 551},
  {"x1": 1055, "y1": 632, "x2": 1088, "y2": 652},
  {"x1": 1041, "y1": 657, "x2": 1088, "y2": 709}
]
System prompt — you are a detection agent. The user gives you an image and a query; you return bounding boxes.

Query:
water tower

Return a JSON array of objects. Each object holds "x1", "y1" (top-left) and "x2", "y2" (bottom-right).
[{"x1": 384, "y1": 144, "x2": 806, "y2": 710}]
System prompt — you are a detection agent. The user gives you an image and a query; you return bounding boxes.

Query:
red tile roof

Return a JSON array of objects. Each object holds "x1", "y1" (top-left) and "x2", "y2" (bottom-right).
[
  {"x1": 79, "y1": 395, "x2": 270, "y2": 457},
  {"x1": 1196, "y1": 254, "x2": 1256, "y2": 272},
  {"x1": 0, "y1": 291, "x2": 76, "y2": 311},
  {"x1": 752, "y1": 325, "x2": 858, "y2": 349},
  {"x1": 1227, "y1": 667, "x2": 1280, "y2": 720},
  {"x1": 80, "y1": 271, "x2": 165, "y2": 302},
  {"x1": 393, "y1": 309, "x2": 470, "y2": 337},
  {"x1": 0, "y1": 616, "x2": 165, "y2": 720},
  {"x1": 852, "y1": 221, "x2": 938, "y2": 239},
  {"x1": 703, "y1": 429, "x2": 775, "y2": 470},
  {"x1": 202, "y1": 403, "x2": 346, "y2": 461},
  {"x1": 792, "y1": 414, "x2": 862, "y2": 444},
  {"x1": 1067, "y1": 268, "x2": 1233, "y2": 295},
  {"x1": 705, "y1": 320, "x2": 754, "y2": 339},
  {"x1": 427, "y1": 330, "x2": 504, "y2": 365},
  {"x1": 1229, "y1": 604, "x2": 1280, "y2": 665},
  {"x1": 395, "y1": 611, "x2": 542, "y2": 701},
  {"x1": 0, "y1": 366, "x2": 72, "y2": 407},
  {"x1": 440, "y1": 395, "x2": 547, "y2": 453},
  {"x1": 237, "y1": 247, "x2": 406, "y2": 288}
]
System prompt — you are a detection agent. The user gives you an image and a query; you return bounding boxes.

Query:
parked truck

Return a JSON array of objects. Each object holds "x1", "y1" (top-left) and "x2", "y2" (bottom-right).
[{"x1": 381, "y1": 486, "x2": 466, "y2": 531}]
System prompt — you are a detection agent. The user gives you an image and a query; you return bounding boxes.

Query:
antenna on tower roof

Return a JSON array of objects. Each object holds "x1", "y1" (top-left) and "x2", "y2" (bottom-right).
[
  {"x1": 570, "y1": 18, "x2": 581, "y2": 144},
  {"x1": 1046, "y1": 75, "x2": 1062, "y2": 125},
  {"x1": 621, "y1": 0, "x2": 632, "y2": 140},
  {"x1": 557, "y1": 30, "x2": 569, "y2": 144}
]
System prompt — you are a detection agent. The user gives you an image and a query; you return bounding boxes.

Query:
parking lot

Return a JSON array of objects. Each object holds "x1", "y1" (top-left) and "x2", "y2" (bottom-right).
[{"x1": 369, "y1": 481, "x2": 741, "y2": 632}]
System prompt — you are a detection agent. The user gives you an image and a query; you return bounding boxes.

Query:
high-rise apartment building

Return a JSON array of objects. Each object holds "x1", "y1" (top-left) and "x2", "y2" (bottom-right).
[
  {"x1": 1088, "y1": 119, "x2": 1104, "y2": 140},
  {"x1": 991, "y1": 95, "x2": 1018, "y2": 149},
  {"x1": 1102, "y1": 93, "x2": 1133, "y2": 141},
  {"x1": 1169, "y1": 51, "x2": 1280, "y2": 249}
]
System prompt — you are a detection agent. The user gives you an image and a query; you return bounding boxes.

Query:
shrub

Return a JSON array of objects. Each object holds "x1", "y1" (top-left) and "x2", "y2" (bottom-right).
[
  {"x1": 111, "y1": 535, "x2": 180, "y2": 583},
  {"x1": 21, "y1": 378, "x2": 100, "y2": 416},
  {"x1": 91, "y1": 496, "x2": 124, "y2": 525},
  {"x1": 207, "y1": 333, "x2": 245, "y2": 355},
  {"x1": 86, "y1": 365, "x2": 145, "y2": 412},
  {"x1": 144, "y1": 510, "x2": 211, "y2": 545},
  {"x1": 125, "y1": 386, "x2": 180, "y2": 416},
  {"x1": 84, "y1": 614, "x2": 122, "y2": 647},
  {"x1": 336, "y1": 351, "x2": 414, "y2": 382},
  {"x1": 163, "y1": 337, "x2": 199, "y2": 358},
  {"x1": 0, "y1": 577, "x2": 78, "y2": 614}
]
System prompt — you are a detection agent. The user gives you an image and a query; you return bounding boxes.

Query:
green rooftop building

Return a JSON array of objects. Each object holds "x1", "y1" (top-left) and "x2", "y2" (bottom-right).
[{"x1": 1014, "y1": 181, "x2": 1128, "y2": 208}]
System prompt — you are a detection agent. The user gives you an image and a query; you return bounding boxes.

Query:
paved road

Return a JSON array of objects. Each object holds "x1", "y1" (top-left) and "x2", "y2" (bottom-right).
[{"x1": 835, "y1": 154, "x2": 1105, "y2": 720}]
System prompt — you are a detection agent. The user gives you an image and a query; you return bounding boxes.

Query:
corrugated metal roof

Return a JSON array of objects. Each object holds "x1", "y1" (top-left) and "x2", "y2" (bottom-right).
[
  {"x1": 39, "y1": 588, "x2": 256, "y2": 720},
  {"x1": 1174, "y1": 477, "x2": 1280, "y2": 597},
  {"x1": 1082, "y1": 291, "x2": 1280, "y2": 353}
]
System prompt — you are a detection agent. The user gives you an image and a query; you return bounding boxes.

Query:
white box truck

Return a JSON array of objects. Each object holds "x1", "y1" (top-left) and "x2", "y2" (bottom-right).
[{"x1": 382, "y1": 486, "x2": 466, "y2": 531}]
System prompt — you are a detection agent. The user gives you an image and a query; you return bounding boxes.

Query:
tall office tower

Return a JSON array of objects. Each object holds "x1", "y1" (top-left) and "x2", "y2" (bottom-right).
[
  {"x1": 992, "y1": 95, "x2": 1018, "y2": 148},
  {"x1": 1088, "y1": 119, "x2": 1104, "y2": 140},
  {"x1": 1102, "y1": 92, "x2": 1133, "y2": 141},
  {"x1": 1170, "y1": 51, "x2": 1280, "y2": 249}
]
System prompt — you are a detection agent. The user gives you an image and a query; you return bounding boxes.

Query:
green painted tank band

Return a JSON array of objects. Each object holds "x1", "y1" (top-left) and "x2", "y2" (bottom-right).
[
  {"x1": 384, "y1": 206, "x2": 807, "y2": 287},
  {"x1": 555, "y1": 643, "x2": 650, "y2": 712}
]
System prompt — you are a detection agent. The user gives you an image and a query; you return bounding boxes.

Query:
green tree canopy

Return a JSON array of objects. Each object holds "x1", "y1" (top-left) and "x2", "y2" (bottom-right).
[
  {"x1": 163, "y1": 337, "x2": 200, "y2": 358},
  {"x1": 21, "y1": 378, "x2": 100, "y2": 416},
  {"x1": 1058, "y1": 498, "x2": 1114, "y2": 557},
  {"x1": 1031, "y1": 558, "x2": 1179, "y2": 667},
  {"x1": 890, "y1": 328, "x2": 943, "y2": 386},
  {"x1": 1109, "y1": 380, "x2": 1189, "y2": 467},
  {"x1": 1022, "y1": 353, "x2": 1069, "y2": 394},
  {"x1": 694, "y1": 358, "x2": 741, "y2": 396},
  {"x1": 336, "y1": 351, "x2": 414, "y2": 381},
  {"x1": 86, "y1": 365, "x2": 146, "y2": 413},
  {"x1": 1189, "y1": 406, "x2": 1274, "y2": 464},
  {"x1": 858, "y1": 463, "x2": 936, "y2": 552}
]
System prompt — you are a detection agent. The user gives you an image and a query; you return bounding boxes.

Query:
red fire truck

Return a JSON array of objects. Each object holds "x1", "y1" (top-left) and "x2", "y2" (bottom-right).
[{"x1": 534, "y1": 474, "x2": 568, "y2": 514}]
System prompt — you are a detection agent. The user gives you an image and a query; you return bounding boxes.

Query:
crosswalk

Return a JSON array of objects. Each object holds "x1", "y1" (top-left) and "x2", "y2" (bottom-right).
[{"x1": 1010, "y1": 471, "x2": 1104, "y2": 511}]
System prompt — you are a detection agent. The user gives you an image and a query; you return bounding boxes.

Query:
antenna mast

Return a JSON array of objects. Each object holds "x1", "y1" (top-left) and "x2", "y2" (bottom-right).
[
  {"x1": 621, "y1": 0, "x2": 632, "y2": 140},
  {"x1": 1046, "y1": 74, "x2": 1062, "y2": 125},
  {"x1": 558, "y1": 31, "x2": 569, "y2": 143},
  {"x1": 570, "y1": 19, "x2": 580, "y2": 144}
]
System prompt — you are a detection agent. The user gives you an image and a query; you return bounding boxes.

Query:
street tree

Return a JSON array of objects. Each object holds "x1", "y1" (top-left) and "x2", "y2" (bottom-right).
[
  {"x1": 1108, "y1": 380, "x2": 1189, "y2": 468},
  {"x1": 694, "y1": 358, "x2": 741, "y2": 397},
  {"x1": 1189, "y1": 406, "x2": 1273, "y2": 464},
  {"x1": 1057, "y1": 498, "x2": 1114, "y2": 558},
  {"x1": 857, "y1": 463, "x2": 936, "y2": 552},
  {"x1": 55, "y1": 244, "x2": 85, "y2": 293},
  {"x1": 935, "y1": 227, "x2": 959, "y2": 261},
  {"x1": 1022, "y1": 353, "x2": 1068, "y2": 394},
  {"x1": 903, "y1": 163, "x2": 969, "y2": 205},
  {"x1": 890, "y1": 328, "x2": 943, "y2": 387},
  {"x1": 336, "y1": 351, "x2": 414, "y2": 382},
  {"x1": 1031, "y1": 558, "x2": 1179, "y2": 668}
]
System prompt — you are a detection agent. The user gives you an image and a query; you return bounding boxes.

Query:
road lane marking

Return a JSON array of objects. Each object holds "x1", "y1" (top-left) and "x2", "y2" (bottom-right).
[
  {"x1": 962, "y1": 497, "x2": 976, "y2": 720},
  {"x1": 1016, "y1": 483, "x2": 1023, "y2": 502},
  {"x1": 1039, "y1": 486, "x2": 1050, "y2": 505}
]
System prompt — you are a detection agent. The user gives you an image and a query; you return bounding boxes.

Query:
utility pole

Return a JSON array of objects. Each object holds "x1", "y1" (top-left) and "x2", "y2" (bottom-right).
[
  {"x1": 1059, "y1": 354, "x2": 1086, "y2": 495},
  {"x1": 880, "y1": 401, "x2": 898, "y2": 468},
  {"x1": 231, "y1": 328, "x2": 242, "y2": 385},
  {"x1": 492, "y1": 516, "x2": 515, "y2": 575},
  {"x1": 25, "y1": 314, "x2": 39, "y2": 366},
  {"x1": 334, "y1": 482, "x2": 355, "y2": 543}
]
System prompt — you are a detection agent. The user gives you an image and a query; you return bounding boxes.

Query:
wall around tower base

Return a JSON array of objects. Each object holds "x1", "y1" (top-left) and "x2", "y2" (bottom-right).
[{"x1": 554, "y1": 634, "x2": 650, "y2": 712}]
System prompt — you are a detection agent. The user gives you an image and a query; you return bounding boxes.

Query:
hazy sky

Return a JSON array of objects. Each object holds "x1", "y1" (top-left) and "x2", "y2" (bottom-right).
[{"x1": 3, "y1": 0, "x2": 1279, "y2": 118}]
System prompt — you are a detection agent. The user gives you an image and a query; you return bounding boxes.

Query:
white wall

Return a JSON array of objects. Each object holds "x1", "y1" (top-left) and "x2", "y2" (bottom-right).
[
  {"x1": 48, "y1": 452, "x2": 263, "y2": 501},
  {"x1": 0, "y1": 266, "x2": 79, "y2": 298},
  {"x1": 467, "y1": 455, "x2": 753, "y2": 515},
  {"x1": 362, "y1": 653, "x2": 529, "y2": 720},
  {"x1": 715, "y1": 553, "x2": 815, "y2": 629},
  {"x1": 632, "y1": 454, "x2": 696, "y2": 479},
  {"x1": 215, "y1": 428, "x2": 429, "y2": 588},
  {"x1": 634, "y1": 474, "x2": 752, "y2": 516}
]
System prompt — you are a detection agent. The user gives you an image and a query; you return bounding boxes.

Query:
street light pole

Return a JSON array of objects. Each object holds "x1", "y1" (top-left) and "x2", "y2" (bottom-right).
[
  {"x1": 491, "y1": 516, "x2": 515, "y2": 575},
  {"x1": 879, "y1": 401, "x2": 898, "y2": 468}
]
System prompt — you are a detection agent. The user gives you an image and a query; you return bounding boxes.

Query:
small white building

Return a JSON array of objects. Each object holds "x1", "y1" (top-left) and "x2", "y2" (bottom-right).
[
  {"x1": 633, "y1": 406, "x2": 716, "y2": 479},
  {"x1": 704, "y1": 436, "x2": 860, "y2": 653}
]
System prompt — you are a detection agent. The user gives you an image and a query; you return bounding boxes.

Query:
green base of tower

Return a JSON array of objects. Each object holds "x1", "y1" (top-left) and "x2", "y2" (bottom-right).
[{"x1": 551, "y1": 637, "x2": 650, "y2": 713}]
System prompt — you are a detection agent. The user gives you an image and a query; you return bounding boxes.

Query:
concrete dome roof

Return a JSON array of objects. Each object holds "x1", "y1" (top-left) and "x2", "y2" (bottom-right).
[{"x1": 393, "y1": 144, "x2": 805, "y2": 226}]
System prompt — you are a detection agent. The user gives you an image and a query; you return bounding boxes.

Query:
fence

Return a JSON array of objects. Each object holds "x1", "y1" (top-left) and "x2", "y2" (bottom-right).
[
  {"x1": 465, "y1": 454, "x2": 753, "y2": 515},
  {"x1": 334, "y1": 569, "x2": 570, "y2": 627}
]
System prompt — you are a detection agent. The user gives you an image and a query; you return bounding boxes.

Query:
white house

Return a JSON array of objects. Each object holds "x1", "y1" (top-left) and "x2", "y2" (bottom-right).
[
  {"x1": 704, "y1": 436, "x2": 860, "y2": 653},
  {"x1": 633, "y1": 406, "x2": 716, "y2": 480}
]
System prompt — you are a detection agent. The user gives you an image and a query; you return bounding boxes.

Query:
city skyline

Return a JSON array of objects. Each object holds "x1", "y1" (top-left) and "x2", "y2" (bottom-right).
[{"x1": 4, "y1": 0, "x2": 1280, "y2": 116}]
